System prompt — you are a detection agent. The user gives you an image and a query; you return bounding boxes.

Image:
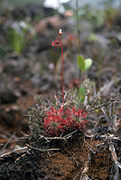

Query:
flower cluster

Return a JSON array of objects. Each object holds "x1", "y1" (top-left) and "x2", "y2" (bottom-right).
[
  {"x1": 43, "y1": 106, "x2": 87, "y2": 135},
  {"x1": 52, "y1": 29, "x2": 63, "y2": 48}
]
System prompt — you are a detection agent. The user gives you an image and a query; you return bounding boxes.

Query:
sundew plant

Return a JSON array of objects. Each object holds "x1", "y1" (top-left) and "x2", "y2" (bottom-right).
[{"x1": 29, "y1": 29, "x2": 88, "y2": 136}]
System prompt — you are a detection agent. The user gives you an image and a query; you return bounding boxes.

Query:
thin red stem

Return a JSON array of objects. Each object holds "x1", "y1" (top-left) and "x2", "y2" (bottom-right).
[
  {"x1": 59, "y1": 34, "x2": 64, "y2": 107},
  {"x1": 61, "y1": 42, "x2": 64, "y2": 107}
]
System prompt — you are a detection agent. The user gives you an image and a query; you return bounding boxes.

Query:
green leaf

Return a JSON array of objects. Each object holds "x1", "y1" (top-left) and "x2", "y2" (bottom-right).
[
  {"x1": 77, "y1": 55, "x2": 85, "y2": 72},
  {"x1": 78, "y1": 86, "x2": 86, "y2": 102},
  {"x1": 79, "y1": 86, "x2": 86, "y2": 95},
  {"x1": 85, "y1": 58, "x2": 93, "y2": 70}
]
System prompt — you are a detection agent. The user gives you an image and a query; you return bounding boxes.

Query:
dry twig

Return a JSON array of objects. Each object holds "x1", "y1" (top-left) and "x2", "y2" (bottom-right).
[
  {"x1": 88, "y1": 96, "x2": 121, "y2": 112},
  {"x1": 26, "y1": 144, "x2": 59, "y2": 152},
  {"x1": 39, "y1": 130, "x2": 77, "y2": 142},
  {"x1": 0, "y1": 133, "x2": 16, "y2": 156}
]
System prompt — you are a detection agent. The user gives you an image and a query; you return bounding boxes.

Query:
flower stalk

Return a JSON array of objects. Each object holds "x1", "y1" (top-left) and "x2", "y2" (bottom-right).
[{"x1": 52, "y1": 29, "x2": 64, "y2": 107}]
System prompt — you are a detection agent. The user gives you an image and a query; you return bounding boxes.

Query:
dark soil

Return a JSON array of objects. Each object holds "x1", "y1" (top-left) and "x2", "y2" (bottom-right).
[{"x1": 0, "y1": 132, "x2": 119, "y2": 180}]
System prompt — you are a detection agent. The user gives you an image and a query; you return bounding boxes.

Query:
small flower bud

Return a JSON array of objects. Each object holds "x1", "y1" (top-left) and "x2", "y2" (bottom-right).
[{"x1": 59, "y1": 29, "x2": 63, "y2": 35}]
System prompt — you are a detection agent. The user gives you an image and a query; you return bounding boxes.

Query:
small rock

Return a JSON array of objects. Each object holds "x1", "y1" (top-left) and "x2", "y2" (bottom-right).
[
  {"x1": 0, "y1": 106, "x2": 21, "y2": 127},
  {"x1": 0, "y1": 89, "x2": 19, "y2": 104}
]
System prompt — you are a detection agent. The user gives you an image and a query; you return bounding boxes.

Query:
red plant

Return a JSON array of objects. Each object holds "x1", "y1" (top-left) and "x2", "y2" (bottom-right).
[
  {"x1": 43, "y1": 106, "x2": 66, "y2": 135},
  {"x1": 43, "y1": 29, "x2": 88, "y2": 136},
  {"x1": 71, "y1": 107, "x2": 87, "y2": 129},
  {"x1": 43, "y1": 106, "x2": 87, "y2": 135}
]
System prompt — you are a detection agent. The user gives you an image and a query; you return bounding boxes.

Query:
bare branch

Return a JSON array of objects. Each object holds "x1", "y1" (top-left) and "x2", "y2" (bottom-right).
[
  {"x1": 88, "y1": 96, "x2": 121, "y2": 112},
  {"x1": 26, "y1": 144, "x2": 59, "y2": 152}
]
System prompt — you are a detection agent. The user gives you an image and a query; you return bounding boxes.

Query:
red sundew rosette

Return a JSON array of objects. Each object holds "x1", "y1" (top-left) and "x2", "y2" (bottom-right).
[{"x1": 43, "y1": 106, "x2": 88, "y2": 135}]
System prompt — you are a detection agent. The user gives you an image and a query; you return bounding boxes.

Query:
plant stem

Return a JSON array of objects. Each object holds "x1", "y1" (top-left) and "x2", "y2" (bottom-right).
[
  {"x1": 59, "y1": 34, "x2": 64, "y2": 107},
  {"x1": 61, "y1": 43, "x2": 64, "y2": 107}
]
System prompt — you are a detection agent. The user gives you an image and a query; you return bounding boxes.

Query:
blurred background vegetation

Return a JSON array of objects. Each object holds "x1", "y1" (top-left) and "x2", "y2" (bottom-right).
[{"x1": 0, "y1": 0, "x2": 121, "y2": 9}]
